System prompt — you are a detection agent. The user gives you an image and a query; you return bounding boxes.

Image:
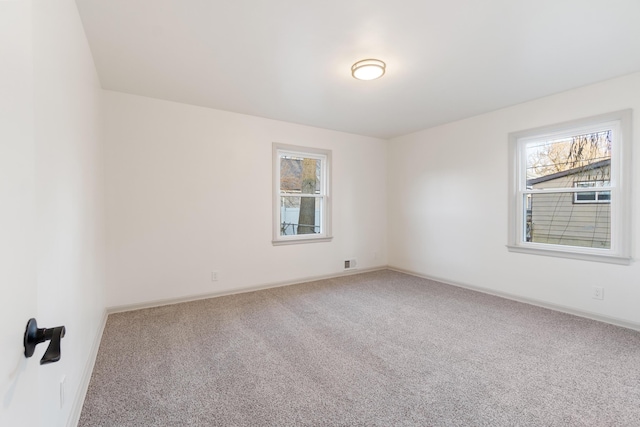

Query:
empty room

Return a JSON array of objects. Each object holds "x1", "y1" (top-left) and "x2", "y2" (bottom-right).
[{"x1": 2, "y1": 0, "x2": 640, "y2": 426}]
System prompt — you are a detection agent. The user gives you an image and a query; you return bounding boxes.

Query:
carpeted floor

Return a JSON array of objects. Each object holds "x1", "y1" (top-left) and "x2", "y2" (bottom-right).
[{"x1": 78, "y1": 270, "x2": 640, "y2": 426}]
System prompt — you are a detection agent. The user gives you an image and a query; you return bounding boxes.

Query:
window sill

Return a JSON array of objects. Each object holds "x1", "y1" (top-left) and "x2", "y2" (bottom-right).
[
  {"x1": 272, "y1": 236, "x2": 333, "y2": 246},
  {"x1": 506, "y1": 244, "x2": 631, "y2": 265}
]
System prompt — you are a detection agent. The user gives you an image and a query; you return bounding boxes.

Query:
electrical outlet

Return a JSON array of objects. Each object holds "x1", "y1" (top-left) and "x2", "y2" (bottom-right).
[
  {"x1": 211, "y1": 271, "x2": 218, "y2": 282},
  {"x1": 592, "y1": 286, "x2": 604, "y2": 300}
]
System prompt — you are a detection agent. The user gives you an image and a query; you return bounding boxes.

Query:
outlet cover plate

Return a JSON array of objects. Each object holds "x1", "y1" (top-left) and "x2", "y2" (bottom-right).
[{"x1": 592, "y1": 286, "x2": 604, "y2": 300}]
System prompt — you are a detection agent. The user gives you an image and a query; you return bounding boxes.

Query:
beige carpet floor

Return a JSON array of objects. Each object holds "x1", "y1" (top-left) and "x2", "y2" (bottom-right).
[{"x1": 79, "y1": 270, "x2": 640, "y2": 426}]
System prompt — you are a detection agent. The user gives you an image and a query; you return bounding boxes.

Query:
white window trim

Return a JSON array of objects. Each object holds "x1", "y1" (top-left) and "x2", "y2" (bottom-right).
[
  {"x1": 272, "y1": 143, "x2": 332, "y2": 245},
  {"x1": 507, "y1": 110, "x2": 632, "y2": 265}
]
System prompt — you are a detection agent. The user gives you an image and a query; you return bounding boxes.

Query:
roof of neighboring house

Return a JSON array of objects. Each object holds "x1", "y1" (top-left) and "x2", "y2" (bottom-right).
[{"x1": 527, "y1": 158, "x2": 610, "y2": 186}]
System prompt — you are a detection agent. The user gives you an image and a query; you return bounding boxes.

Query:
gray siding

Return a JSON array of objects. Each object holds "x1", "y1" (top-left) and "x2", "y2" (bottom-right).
[{"x1": 529, "y1": 166, "x2": 610, "y2": 248}]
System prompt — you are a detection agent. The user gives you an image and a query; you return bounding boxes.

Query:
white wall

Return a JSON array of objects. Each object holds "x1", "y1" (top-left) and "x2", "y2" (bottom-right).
[
  {"x1": 388, "y1": 72, "x2": 640, "y2": 326},
  {"x1": 33, "y1": 2, "x2": 107, "y2": 425},
  {"x1": 1, "y1": 1, "x2": 107, "y2": 426},
  {"x1": 0, "y1": 2, "x2": 38, "y2": 426},
  {"x1": 104, "y1": 91, "x2": 388, "y2": 307}
]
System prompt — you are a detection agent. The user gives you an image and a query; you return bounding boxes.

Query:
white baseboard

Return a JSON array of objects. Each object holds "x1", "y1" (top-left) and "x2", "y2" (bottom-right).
[
  {"x1": 388, "y1": 265, "x2": 640, "y2": 332},
  {"x1": 107, "y1": 266, "x2": 388, "y2": 314},
  {"x1": 67, "y1": 309, "x2": 108, "y2": 427}
]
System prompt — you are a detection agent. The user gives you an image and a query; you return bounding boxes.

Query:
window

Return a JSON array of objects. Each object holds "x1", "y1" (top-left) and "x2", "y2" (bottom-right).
[
  {"x1": 573, "y1": 181, "x2": 610, "y2": 204},
  {"x1": 273, "y1": 143, "x2": 332, "y2": 245},
  {"x1": 507, "y1": 110, "x2": 631, "y2": 264}
]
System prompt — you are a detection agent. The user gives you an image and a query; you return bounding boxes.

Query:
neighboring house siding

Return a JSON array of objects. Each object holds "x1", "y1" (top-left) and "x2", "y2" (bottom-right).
[{"x1": 529, "y1": 164, "x2": 610, "y2": 248}]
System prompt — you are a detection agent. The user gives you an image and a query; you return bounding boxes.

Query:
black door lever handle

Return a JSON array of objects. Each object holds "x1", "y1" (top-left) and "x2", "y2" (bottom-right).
[{"x1": 24, "y1": 318, "x2": 66, "y2": 365}]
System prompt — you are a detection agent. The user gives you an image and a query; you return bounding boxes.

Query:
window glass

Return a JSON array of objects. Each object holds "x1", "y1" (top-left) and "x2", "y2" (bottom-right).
[{"x1": 523, "y1": 130, "x2": 612, "y2": 249}]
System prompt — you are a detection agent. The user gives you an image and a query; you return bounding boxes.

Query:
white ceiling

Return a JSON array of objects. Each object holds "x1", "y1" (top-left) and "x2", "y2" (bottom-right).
[{"x1": 76, "y1": 0, "x2": 640, "y2": 139}]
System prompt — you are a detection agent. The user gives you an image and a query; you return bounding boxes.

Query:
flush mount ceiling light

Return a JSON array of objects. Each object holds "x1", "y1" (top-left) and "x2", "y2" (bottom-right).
[{"x1": 351, "y1": 59, "x2": 386, "y2": 81}]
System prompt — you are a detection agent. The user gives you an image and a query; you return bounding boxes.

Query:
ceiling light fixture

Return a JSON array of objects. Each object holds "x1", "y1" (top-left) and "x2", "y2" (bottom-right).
[{"x1": 351, "y1": 59, "x2": 386, "y2": 81}]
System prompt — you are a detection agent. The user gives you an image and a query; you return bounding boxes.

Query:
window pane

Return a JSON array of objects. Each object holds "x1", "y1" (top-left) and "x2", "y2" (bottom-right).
[
  {"x1": 526, "y1": 192, "x2": 611, "y2": 248},
  {"x1": 575, "y1": 192, "x2": 596, "y2": 201},
  {"x1": 598, "y1": 191, "x2": 611, "y2": 201},
  {"x1": 280, "y1": 156, "x2": 321, "y2": 194},
  {"x1": 526, "y1": 131, "x2": 611, "y2": 190},
  {"x1": 279, "y1": 196, "x2": 322, "y2": 236}
]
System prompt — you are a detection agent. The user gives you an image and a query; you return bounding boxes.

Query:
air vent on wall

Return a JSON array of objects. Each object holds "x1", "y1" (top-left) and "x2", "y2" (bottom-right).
[{"x1": 344, "y1": 259, "x2": 357, "y2": 270}]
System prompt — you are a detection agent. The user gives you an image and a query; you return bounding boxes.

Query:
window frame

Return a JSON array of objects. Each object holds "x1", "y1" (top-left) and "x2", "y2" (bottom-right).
[
  {"x1": 272, "y1": 143, "x2": 332, "y2": 245},
  {"x1": 507, "y1": 110, "x2": 632, "y2": 264}
]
